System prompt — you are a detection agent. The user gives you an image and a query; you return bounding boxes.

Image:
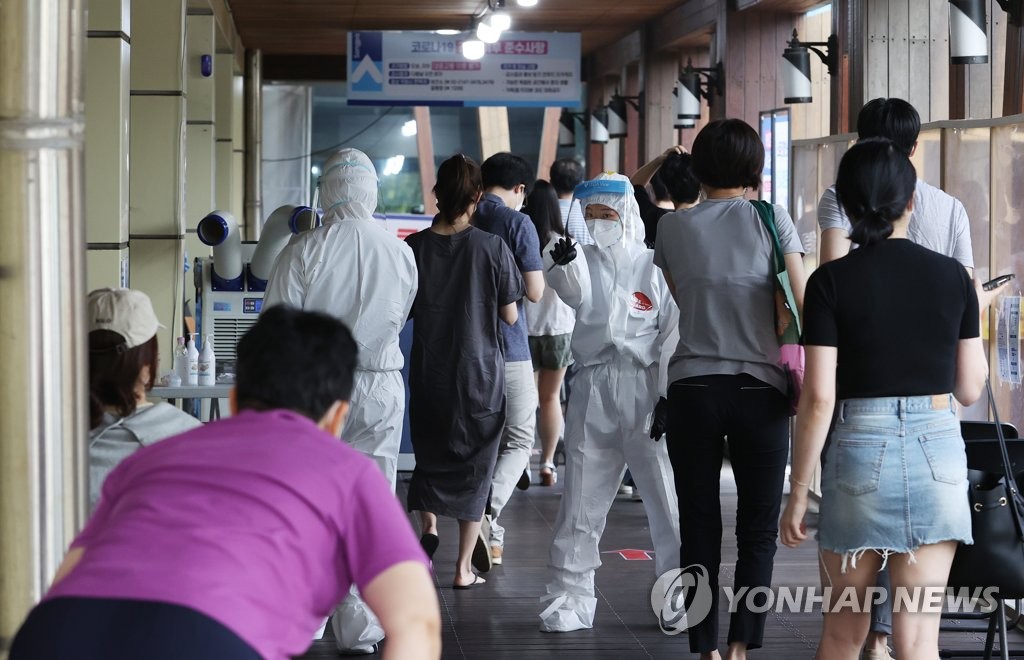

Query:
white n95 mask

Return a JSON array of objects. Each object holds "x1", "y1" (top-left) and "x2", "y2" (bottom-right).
[{"x1": 586, "y1": 219, "x2": 623, "y2": 249}]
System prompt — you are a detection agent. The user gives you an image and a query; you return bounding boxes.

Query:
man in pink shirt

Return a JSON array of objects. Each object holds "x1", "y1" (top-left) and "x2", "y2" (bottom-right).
[{"x1": 10, "y1": 306, "x2": 440, "y2": 660}]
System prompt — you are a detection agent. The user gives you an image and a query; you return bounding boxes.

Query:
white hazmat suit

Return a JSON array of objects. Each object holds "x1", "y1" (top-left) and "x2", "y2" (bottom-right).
[
  {"x1": 263, "y1": 148, "x2": 417, "y2": 654},
  {"x1": 539, "y1": 173, "x2": 681, "y2": 633}
]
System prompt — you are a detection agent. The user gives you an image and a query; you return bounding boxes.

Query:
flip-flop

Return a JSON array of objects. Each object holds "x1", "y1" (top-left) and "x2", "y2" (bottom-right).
[
  {"x1": 419, "y1": 533, "x2": 439, "y2": 560},
  {"x1": 452, "y1": 574, "x2": 486, "y2": 590}
]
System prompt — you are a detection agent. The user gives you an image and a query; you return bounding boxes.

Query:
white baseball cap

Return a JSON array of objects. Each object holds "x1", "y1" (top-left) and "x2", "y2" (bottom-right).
[{"x1": 87, "y1": 288, "x2": 163, "y2": 350}]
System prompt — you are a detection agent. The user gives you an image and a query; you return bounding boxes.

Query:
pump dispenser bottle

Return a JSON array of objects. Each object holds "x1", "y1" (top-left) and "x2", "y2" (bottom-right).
[
  {"x1": 198, "y1": 334, "x2": 216, "y2": 386},
  {"x1": 186, "y1": 334, "x2": 199, "y2": 385}
]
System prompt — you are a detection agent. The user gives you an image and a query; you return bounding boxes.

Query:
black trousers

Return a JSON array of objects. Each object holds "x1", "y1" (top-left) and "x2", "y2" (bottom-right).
[
  {"x1": 10, "y1": 597, "x2": 261, "y2": 660},
  {"x1": 666, "y1": 374, "x2": 790, "y2": 653}
]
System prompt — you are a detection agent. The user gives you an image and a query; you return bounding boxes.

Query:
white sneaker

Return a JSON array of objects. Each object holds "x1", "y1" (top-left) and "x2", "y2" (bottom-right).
[{"x1": 617, "y1": 483, "x2": 633, "y2": 496}]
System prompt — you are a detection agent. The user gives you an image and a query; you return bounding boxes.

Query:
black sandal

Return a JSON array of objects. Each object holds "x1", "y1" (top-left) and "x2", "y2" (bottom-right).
[{"x1": 419, "y1": 532, "x2": 439, "y2": 559}]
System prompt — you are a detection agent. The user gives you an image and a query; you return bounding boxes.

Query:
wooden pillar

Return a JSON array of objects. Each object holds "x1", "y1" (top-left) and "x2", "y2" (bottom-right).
[
  {"x1": 832, "y1": 0, "x2": 864, "y2": 133},
  {"x1": 478, "y1": 107, "x2": 511, "y2": 160},
  {"x1": 414, "y1": 106, "x2": 438, "y2": 215},
  {"x1": 536, "y1": 107, "x2": 560, "y2": 182},
  {"x1": 1003, "y1": 21, "x2": 1024, "y2": 115},
  {"x1": 644, "y1": 50, "x2": 679, "y2": 162}
]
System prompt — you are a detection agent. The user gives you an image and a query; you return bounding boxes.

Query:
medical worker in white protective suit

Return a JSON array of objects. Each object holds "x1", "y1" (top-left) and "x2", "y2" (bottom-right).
[
  {"x1": 539, "y1": 172, "x2": 681, "y2": 632},
  {"x1": 263, "y1": 148, "x2": 418, "y2": 654}
]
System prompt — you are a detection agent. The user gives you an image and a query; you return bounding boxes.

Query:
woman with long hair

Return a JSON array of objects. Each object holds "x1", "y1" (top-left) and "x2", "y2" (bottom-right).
[
  {"x1": 523, "y1": 179, "x2": 574, "y2": 486},
  {"x1": 405, "y1": 154, "x2": 525, "y2": 588},
  {"x1": 780, "y1": 138, "x2": 987, "y2": 659}
]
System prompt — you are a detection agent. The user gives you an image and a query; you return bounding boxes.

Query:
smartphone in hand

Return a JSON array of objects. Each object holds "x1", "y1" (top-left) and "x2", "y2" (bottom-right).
[{"x1": 983, "y1": 273, "x2": 1016, "y2": 291}]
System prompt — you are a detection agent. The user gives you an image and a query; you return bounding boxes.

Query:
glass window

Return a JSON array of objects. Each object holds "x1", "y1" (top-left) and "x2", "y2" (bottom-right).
[
  {"x1": 309, "y1": 83, "x2": 422, "y2": 214},
  {"x1": 430, "y1": 106, "x2": 482, "y2": 166},
  {"x1": 508, "y1": 107, "x2": 545, "y2": 174},
  {"x1": 758, "y1": 108, "x2": 791, "y2": 212}
]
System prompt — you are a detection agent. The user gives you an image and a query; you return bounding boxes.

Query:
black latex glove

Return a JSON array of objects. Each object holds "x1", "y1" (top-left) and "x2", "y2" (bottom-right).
[
  {"x1": 548, "y1": 237, "x2": 577, "y2": 270},
  {"x1": 650, "y1": 396, "x2": 669, "y2": 441}
]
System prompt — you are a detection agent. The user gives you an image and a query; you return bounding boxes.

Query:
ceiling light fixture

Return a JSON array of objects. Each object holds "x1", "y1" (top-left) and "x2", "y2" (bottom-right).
[
  {"x1": 516, "y1": 0, "x2": 538, "y2": 6},
  {"x1": 488, "y1": 10, "x2": 511, "y2": 31},
  {"x1": 401, "y1": 120, "x2": 417, "y2": 137},
  {"x1": 435, "y1": 29, "x2": 461, "y2": 36},
  {"x1": 462, "y1": 37, "x2": 485, "y2": 60},
  {"x1": 476, "y1": 19, "x2": 501, "y2": 44}
]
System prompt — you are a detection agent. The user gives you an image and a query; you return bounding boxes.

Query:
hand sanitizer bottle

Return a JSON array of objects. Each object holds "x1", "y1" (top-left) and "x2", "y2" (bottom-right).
[
  {"x1": 173, "y1": 336, "x2": 189, "y2": 385},
  {"x1": 198, "y1": 334, "x2": 216, "y2": 386},
  {"x1": 186, "y1": 333, "x2": 200, "y2": 386}
]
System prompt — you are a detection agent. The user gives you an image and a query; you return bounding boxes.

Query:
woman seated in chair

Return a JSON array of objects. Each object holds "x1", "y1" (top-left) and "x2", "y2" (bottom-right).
[{"x1": 780, "y1": 138, "x2": 988, "y2": 660}]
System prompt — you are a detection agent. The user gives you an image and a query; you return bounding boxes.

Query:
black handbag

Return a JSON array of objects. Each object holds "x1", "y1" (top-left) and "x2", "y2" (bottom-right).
[{"x1": 947, "y1": 380, "x2": 1024, "y2": 598}]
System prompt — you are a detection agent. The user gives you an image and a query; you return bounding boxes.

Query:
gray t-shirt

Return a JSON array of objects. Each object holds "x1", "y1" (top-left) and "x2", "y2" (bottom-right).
[
  {"x1": 89, "y1": 402, "x2": 202, "y2": 510},
  {"x1": 653, "y1": 198, "x2": 805, "y2": 393},
  {"x1": 817, "y1": 179, "x2": 974, "y2": 268}
]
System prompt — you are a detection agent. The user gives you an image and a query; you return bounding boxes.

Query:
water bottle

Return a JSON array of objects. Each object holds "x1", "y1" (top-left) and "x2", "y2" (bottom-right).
[
  {"x1": 185, "y1": 334, "x2": 199, "y2": 386},
  {"x1": 198, "y1": 334, "x2": 216, "y2": 386},
  {"x1": 173, "y1": 336, "x2": 189, "y2": 385}
]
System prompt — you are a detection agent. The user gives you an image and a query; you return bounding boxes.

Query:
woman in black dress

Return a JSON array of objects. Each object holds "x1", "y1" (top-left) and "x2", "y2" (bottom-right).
[{"x1": 405, "y1": 154, "x2": 524, "y2": 589}]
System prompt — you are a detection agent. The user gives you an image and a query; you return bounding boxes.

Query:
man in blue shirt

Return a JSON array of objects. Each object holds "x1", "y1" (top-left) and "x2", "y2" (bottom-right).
[{"x1": 473, "y1": 152, "x2": 545, "y2": 567}]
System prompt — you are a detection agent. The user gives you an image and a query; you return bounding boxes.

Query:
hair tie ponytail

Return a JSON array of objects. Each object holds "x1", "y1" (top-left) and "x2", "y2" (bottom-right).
[{"x1": 836, "y1": 138, "x2": 916, "y2": 248}]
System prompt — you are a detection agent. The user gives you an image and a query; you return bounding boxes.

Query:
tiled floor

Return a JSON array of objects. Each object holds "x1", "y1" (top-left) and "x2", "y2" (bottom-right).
[{"x1": 299, "y1": 463, "x2": 1024, "y2": 659}]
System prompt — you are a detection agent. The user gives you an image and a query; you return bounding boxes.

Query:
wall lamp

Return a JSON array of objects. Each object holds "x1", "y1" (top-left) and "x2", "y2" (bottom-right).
[
  {"x1": 589, "y1": 106, "x2": 610, "y2": 144},
  {"x1": 677, "y1": 59, "x2": 723, "y2": 120},
  {"x1": 606, "y1": 92, "x2": 643, "y2": 139},
  {"x1": 672, "y1": 86, "x2": 696, "y2": 130},
  {"x1": 557, "y1": 108, "x2": 613, "y2": 145},
  {"x1": 949, "y1": 0, "x2": 1022, "y2": 64},
  {"x1": 781, "y1": 29, "x2": 838, "y2": 104},
  {"x1": 558, "y1": 110, "x2": 587, "y2": 147}
]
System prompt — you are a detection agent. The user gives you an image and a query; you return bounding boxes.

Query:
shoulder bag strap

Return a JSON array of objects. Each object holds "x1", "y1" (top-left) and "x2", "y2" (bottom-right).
[
  {"x1": 749, "y1": 200, "x2": 785, "y2": 275},
  {"x1": 987, "y1": 378, "x2": 1024, "y2": 540}
]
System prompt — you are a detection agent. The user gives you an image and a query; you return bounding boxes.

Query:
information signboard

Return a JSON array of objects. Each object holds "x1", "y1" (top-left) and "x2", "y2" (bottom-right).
[{"x1": 348, "y1": 31, "x2": 581, "y2": 107}]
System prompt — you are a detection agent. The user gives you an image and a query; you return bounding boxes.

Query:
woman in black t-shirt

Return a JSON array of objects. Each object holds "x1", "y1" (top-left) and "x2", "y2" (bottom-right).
[{"x1": 779, "y1": 139, "x2": 988, "y2": 660}]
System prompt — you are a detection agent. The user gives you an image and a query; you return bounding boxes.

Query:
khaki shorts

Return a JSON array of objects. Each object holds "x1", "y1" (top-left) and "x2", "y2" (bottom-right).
[{"x1": 529, "y1": 333, "x2": 573, "y2": 371}]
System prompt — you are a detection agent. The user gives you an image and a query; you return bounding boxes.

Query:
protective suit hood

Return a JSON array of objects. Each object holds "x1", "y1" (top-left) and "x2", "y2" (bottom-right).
[
  {"x1": 319, "y1": 148, "x2": 379, "y2": 223},
  {"x1": 572, "y1": 172, "x2": 645, "y2": 248}
]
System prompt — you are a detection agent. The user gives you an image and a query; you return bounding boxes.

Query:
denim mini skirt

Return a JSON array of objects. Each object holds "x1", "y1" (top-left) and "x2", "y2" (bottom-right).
[{"x1": 818, "y1": 394, "x2": 973, "y2": 568}]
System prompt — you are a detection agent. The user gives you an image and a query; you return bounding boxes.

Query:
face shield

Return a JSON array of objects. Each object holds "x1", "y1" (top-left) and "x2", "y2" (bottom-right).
[
  {"x1": 571, "y1": 173, "x2": 645, "y2": 250},
  {"x1": 313, "y1": 148, "x2": 380, "y2": 223}
]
